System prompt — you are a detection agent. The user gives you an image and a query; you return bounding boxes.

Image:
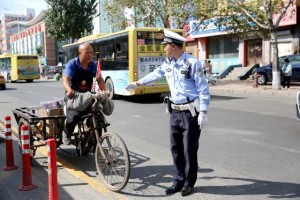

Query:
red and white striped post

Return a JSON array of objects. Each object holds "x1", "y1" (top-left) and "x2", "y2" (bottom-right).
[
  {"x1": 47, "y1": 138, "x2": 59, "y2": 200},
  {"x1": 2, "y1": 116, "x2": 18, "y2": 171},
  {"x1": 19, "y1": 124, "x2": 37, "y2": 191}
]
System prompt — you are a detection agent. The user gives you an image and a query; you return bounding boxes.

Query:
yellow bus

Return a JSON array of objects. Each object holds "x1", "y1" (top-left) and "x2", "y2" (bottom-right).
[
  {"x1": 0, "y1": 54, "x2": 40, "y2": 82},
  {"x1": 62, "y1": 27, "x2": 184, "y2": 98}
]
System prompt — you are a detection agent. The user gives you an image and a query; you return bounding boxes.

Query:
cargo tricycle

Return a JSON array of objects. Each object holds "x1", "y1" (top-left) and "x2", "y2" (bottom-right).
[{"x1": 12, "y1": 98, "x2": 130, "y2": 192}]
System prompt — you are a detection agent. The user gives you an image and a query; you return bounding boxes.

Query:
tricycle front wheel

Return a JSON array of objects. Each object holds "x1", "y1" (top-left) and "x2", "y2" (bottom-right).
[{"x1": 95, "y1": 132, "x2": 130, "y2": 192}]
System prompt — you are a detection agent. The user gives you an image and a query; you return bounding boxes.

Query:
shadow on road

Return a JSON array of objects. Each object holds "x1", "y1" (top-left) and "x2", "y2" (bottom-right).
[
  {"x1": 211, "y1": 95, "x2": 245, "y2": 101},
  {"x1": 119, "y1": 94, "x2": 165, "y2": 104},
  {"x1": 120, "y1": 164, "x2": 214, "y2": 198},
  {"x1": 119, "y1": 94, "x2": 246, "y2": 104},
  {"x1": 198, "y1": 176, "x2": 300, "y2": 198}
]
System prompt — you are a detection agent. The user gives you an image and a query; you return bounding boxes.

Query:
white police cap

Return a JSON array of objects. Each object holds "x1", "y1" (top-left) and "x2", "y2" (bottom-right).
[{"x1": 161, "y1": 29, "x2": 187, "y2": 45}]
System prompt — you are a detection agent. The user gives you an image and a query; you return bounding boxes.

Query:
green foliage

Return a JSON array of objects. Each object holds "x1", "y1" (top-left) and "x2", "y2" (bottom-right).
[
  {"x1": 103, "y1": 0, "x2": 194, "y2": 29},
  {"x1": 45, "y1": 0, "x2": 98, "y2": 42},
  {"x1": 191, "y1": 0, "x2": 295, "y2": 38},
  {"x1": 35, "y1": 45, "x2": 43, "y2": 55}
]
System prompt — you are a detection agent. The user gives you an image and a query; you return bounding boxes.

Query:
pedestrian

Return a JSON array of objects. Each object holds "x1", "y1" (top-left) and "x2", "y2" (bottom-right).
[
  {"x1": 204, "y1": 60, "x2": 212, "y2": 75},
  {"x1": 41, "y1": 64, "x2": 45, "y2": 77},
  {"x1": 126, "y1": 29, "x2": 210, "y2": 196},
  {"x1": 204, "y1": 60, "x2": 212, "y2": 81},
  {"x1": 62, "y1": 43, "x2": 109, "y2": 145},
  {"x1": 281, "y1": 58, "x2": 292, "y2": 89}
]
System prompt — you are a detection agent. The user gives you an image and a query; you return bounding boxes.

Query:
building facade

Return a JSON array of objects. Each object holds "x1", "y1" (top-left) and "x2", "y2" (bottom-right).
[
  {"x1": 184, "y1": 1, "x2": 300, "y2": 74},
  {"x1": 0, "y1": 8, "x2": 35, "y2": 54},
  {"x1": 8, "y1": 10, "x2": 57, "y2": 66},
  {"x1": 93, "y1": 0, "x2": 121, "y2": 34}
]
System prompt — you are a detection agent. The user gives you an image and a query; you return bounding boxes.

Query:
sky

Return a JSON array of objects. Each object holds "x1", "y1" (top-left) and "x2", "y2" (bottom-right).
[{"x1": 0, "y1": 0, "x2": 48, "y2": 17}]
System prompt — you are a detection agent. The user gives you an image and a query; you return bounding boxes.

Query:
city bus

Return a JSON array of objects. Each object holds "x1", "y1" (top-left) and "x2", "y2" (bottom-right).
[
  {"x1": 62, "y1": 27, "x2": 185, "y2": 98},
  {"x1": 0, "y1": 54, "x2": 40, "y2": 82}
]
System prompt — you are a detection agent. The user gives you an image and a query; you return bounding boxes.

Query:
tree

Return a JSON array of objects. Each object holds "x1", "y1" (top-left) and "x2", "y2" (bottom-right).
[
  {"x1": 103, "y1": 0, "x2": 196, "y2": 29},
  {"x1": 192, "y1": 0, "x2": 295, "y2": 90},
  {"x1": 45, "y1": 0, "x2": 98, "y2": 43},
  {"x1": 36, "y1": 45, "x2": 43, "y2": 56}
]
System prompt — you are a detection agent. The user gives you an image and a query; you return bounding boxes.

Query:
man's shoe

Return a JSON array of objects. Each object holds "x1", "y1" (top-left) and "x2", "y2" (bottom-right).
[
  {"x1": 62, "y1": 132, "x2": 71, "y2": 145},
  {"x1": 165, "y1": 184, "x2": 182, "y2": 195},
  {"x1": 181, "y1": 186, "x2": 193, "y2": 196}
]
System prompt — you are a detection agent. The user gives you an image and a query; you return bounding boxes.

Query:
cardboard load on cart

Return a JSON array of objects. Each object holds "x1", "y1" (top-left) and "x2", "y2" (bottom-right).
[{"x1": 39, "y1": 99, "x2": 65, "y2": 137}]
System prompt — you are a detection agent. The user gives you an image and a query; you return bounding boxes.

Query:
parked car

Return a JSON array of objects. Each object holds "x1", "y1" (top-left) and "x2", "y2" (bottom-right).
[
  {"x1": 0, "y1": 75, "x2": 6, "y2": 90},
  {"x1": 252, "y1": 54, "x2": 300, "y2": 85},
  {"x1": 48, "y1": 66, "x2": 62, "y2": 75},
  {"x1": 53, "y1": 66, "x2": 63, "y2": 75}
]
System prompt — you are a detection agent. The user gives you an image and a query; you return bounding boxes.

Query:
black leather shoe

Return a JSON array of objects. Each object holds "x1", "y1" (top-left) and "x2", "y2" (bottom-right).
[
  {"x1": 165, "y1": 184, "x2": 182, "y2": 195},
  {"x1": 181, "y1": 186, "x2": 193, "y2": 196}
]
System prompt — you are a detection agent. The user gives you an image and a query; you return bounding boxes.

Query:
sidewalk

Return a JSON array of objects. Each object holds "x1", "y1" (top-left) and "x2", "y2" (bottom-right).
[{"x1": 210, "y1": 79, "x2": 299, "y2": 100}]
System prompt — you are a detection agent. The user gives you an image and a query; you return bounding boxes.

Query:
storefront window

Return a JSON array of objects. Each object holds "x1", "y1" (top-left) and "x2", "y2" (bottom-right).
[{"x1": 208, "y1": 37, "x2": 239, "y2": 59}]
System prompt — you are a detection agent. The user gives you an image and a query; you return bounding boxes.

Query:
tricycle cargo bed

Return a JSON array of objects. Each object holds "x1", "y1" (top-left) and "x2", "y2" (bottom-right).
[
  {"x1": 12, "y1": 106, "x2": 65, "y2": 122},
  {"x1": 12, "y1": 106, "x2": 66, "y2": 138}
]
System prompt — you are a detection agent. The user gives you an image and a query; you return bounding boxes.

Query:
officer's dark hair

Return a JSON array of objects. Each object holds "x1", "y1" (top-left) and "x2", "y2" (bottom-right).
[
  {"x1": 284, "y1": 58, "x2": 289, "y2": 63},
  {"x1": 173, "y1": 42, "x2": 183, "y2": 49}
]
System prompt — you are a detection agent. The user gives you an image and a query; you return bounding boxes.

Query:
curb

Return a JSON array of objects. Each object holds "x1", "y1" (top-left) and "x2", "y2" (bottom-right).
[{"x1": 210, "y1": 87, "x2": 297, "y2": 100}]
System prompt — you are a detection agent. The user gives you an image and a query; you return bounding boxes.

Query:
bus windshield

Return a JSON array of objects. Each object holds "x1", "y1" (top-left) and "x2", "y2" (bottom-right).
[{"x1": 137, "y1": 31, "x2": 164, "y2": 45}]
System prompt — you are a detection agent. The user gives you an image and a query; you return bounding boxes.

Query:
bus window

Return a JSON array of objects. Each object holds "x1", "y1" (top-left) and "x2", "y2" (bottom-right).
[
  {"x1": 7, "y1": 58, "x2": 11, "y2": 69},
  {"x1": 0, "y1": 58, "x2": 11, "y2": 70},
  {"x1": 100, "y1": 40, "x2": 115, "y2": 70},
  {"x1": 99, "y1": 42, "x2": 108, "y2": 61},
  {"x1": 115, "y1": 36, "x2": 128, "y2": 62},
  {"x1": 107, "y1": 40, "x2": 114, "y2": 61},
  {"x1": 93, "y1": 43, "x2": 100, "y2": 61}
]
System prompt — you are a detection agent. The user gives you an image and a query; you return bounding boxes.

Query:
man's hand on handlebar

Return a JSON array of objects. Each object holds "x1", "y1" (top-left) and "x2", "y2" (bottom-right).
[{"x1": 66, "y1": 89, "x2": 75, "y2": 98}]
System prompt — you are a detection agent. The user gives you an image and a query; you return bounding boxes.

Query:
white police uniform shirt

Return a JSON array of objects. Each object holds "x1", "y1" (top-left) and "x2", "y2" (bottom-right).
[{"x1": 139, "y1": 52, "x2": 210, "y2": 111}]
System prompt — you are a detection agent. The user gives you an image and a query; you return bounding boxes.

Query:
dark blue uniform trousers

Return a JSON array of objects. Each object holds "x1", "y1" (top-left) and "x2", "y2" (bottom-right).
[{"x1": 169, "y1": 110, "x2": 201, "y2": 188}]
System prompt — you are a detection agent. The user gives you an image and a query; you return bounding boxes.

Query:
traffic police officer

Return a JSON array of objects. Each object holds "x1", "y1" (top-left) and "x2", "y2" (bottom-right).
[{"x1": 126, "y1": 29, "x2": 210, "y2": 196}]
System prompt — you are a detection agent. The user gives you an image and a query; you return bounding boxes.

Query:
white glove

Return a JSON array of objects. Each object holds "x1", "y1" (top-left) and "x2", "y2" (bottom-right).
[
  {"x1": 125, "y1": 82, "x2": 137, "y2": 92},
  {"x1": 198, "y1": 112, "x2": 208, "y2": 129}
]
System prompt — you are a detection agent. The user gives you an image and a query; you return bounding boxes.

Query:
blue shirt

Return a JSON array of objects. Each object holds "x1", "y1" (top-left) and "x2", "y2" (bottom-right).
[
  {"x1": 139, "y1": 52, "x2": 210, "y2": 111},
  {"x1": 63, "y1": 57, "x2": 97, "y2": 89}
]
